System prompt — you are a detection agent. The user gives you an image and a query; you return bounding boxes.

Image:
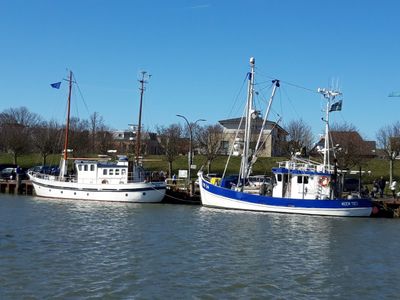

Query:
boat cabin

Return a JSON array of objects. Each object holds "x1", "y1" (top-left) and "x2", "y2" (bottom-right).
[
  {"x1": 272, "y1": 160, "x2": 332, "y2": 200},
  {"x1": 74, "y1": 158, "x2": 129, "y2": 185}
]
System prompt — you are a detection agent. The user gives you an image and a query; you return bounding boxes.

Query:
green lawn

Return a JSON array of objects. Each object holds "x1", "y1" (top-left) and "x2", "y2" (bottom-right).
[{"x1": 1, "y1": 152, "x2": 399, "y2": 183}]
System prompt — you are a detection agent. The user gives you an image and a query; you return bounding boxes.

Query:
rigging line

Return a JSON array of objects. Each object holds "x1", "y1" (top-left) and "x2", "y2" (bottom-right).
[
  {"x1": 73, "y1": 73, "x2": 91, "y2": 116},
  {"x1": 222, "y1": 105, "x2": 246, "y2": 180},
  {"x1": 255, "y1": 67, "x2": 318, "y2": 94},
  {"x1": 254, "y1": 116, "x2": 282, "y2": 159},
  {"x1": 256, "y1": 82, "x2": 275, "y2": 107},
  {"x1": 279, "y1": 84, "x2": 302, "y2": 120},
  {"x1": 227, "y1": 72, "x2": 250, "y2": 118}
]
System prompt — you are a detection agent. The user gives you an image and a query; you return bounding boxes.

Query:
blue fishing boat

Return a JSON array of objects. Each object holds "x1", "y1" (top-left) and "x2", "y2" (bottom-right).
[{"x1": 198, "y1": 57, "x2": 372, "y2": 217}]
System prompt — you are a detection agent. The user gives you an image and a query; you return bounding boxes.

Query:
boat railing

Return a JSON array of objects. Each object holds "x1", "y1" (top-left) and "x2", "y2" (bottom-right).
[
  {"x1": 277, "y1": 160, "x2": 319, "y2": 172},
  {"x1": 29, "y1": 171, "x2": 76, "y2": 182},
  {"x1": 277, "y1": 159, "x2": 335, "y2": 174},
  {"x1": 127, "y1": 171, "x2": 166, "y2": 183}
]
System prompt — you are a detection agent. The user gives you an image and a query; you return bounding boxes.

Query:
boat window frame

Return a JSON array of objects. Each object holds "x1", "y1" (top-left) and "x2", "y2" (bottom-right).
[{"x1": 297, "y1": 176, "x2": 303, "y2": 184}]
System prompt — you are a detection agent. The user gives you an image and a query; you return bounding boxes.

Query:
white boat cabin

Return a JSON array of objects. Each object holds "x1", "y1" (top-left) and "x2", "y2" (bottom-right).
[
  {"x1": 74, "y1": 158, "x2": 129, "y2": 185},
  {"x1": 272, "y1": 160, "x2": 332, "y2": 200}
]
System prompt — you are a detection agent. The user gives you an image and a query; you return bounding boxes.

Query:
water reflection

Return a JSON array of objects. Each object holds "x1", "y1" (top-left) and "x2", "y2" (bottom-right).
[{"x1": 1, "y1": 196, "x2": 400, "y2": 299}]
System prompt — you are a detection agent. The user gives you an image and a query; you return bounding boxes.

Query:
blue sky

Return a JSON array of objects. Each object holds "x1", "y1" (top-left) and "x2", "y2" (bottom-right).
[{"x1": 1, "y1": 0, "x2": 399, "y2": 141}]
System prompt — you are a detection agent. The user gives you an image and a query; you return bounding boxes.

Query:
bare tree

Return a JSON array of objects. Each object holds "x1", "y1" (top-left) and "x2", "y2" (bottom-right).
[
  {"x1": 96, "y1": 125, "x2": 114, "y2": 155},
  {"x1": 0, "y1": 107, "x2": 41, "y2": 164},
  {"x1": 68, "y1": 117, "x2": 90, "y2": 156},
  {"x1": 197, "y1": 124, "x2": 224, "y2": 173},
  {"x1": 331, "y1": 122, "x2": 357, "y2": 132},
  {"x1": 376, "y1": 121, "x2": 400, "y2": 184},
  {"x1": 89, "y1": 112, "x2": 105, "y2": 153},
  {"x1": 156, "y1": 124, "x2": 183, "y2": 177},
  {"x1": 284, "y1": 119, "x2": 314, "y2": 155},
  {"x1": 31, "y1": 120, "x2": 62, "y2": 165}
]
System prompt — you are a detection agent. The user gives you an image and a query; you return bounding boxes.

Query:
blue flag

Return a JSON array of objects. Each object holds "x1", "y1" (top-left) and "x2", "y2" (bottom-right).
[
  {"x1": 50, "y1": 82, "x2": 61, "y2": 89},
  {"x1": 329, "y1": 100, "x2": 342, "y2": 112}
]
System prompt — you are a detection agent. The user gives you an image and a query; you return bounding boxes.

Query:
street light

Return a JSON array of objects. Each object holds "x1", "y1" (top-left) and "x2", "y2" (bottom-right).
[{"x1": 176, "y1": 114, "x2": 206, "y2": 182}]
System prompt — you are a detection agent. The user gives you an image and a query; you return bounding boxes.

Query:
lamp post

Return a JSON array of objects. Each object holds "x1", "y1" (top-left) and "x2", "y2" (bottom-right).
[{"x1": 176, "y1": 115, "x2": 206, "y2": 182}]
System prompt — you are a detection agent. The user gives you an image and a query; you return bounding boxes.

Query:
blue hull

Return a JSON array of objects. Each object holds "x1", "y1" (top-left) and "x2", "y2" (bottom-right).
[{"x1": 199, "y1": 175, "x2": 373, "y2": 217}]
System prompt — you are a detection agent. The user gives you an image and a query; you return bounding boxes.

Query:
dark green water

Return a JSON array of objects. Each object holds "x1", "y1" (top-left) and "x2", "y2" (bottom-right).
[{"x1": 0, "y1": 194, "x2": 399, "y2": 299}]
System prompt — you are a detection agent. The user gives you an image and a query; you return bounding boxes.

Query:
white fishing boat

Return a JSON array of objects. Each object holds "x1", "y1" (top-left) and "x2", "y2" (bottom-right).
[
  {"x1": 29, "y1": 71, "x2": 166, "y2": 203},
  {"x1": 198, "y1": 57, "x2": 372, "y2": 217}
]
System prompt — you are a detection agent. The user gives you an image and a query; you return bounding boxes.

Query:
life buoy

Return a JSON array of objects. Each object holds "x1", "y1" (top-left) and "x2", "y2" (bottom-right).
[{"x1": 319, "y1": 176, "x2": 330, "y2": 187}]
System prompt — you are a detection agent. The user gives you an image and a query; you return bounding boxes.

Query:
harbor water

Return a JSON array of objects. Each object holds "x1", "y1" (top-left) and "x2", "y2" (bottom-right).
[{"x1": 1, "y1": 194, "x2": 400, "y2": 299}]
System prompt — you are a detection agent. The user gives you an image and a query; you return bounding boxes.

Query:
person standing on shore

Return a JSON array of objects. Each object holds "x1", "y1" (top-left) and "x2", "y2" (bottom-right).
[
  {"x1": 390, "y1": 180, "x2": 397, "y2": 199},
  {"x1": 378, "y1": 176, "x2": 386, "y2": 198},
  {"x1": 172, "y1": 174, "x2": 177, "y2": 185}
]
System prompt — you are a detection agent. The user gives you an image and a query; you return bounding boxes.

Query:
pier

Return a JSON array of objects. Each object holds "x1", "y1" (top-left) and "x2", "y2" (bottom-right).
[
  {"x1": 163, "y1": 178, "x2": 201, "y2": 204},
  {"x1": 0, "y1": 179, "x2": 33, "y2": 195}
]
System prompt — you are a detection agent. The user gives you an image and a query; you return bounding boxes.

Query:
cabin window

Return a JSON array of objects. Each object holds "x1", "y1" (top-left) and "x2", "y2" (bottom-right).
[
  {"x1": 109, "y1": 169, "x2": 114, "y2": 175},
  {"x1": 277, "y1": 174, "x2": 282, "y2": 182},
  {"x1": 103, "y1": 169, "x2": 107, "y2": 175},
  {"x1": 90, "y1": 165, "x2": 95, "y2": 171},
  {"x1": 297, "y1": 176, "x2": 308, "y2": 184},
  {"x1": 122, "y1": 169, "x2": 126, "y2": 175},
  {"x1": 115, "y1": 169, "x2": 120, "y2": 176},
  {"x1": 297, "y1": 176, "x2": 309, "y2": 184},
  {"x1": 84, "y1": 165, "x2": 88, "y2": 171},
  {"x1": 78, "y1": 165, "x2": 82, "y2": 171}
]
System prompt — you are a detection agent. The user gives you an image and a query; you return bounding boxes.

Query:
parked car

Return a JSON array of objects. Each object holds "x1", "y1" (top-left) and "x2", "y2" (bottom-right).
[
  {"x1": 0, "y1": 164, "x2": 17, "y2": 172},
  {"x1": 0, "y1": 167, "x2": 17, "y2": 180},
  {"x1": 29, "y1": 165, "x2": 60, "y2": 176}
]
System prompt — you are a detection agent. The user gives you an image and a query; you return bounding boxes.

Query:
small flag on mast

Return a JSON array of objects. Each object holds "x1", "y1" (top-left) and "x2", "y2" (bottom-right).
[
  {"x1": 50, "y1": 82, "x2": 61, "y2": 89},
  {"x1": 329, "y1": 100, "x2": 342, "y2": 112}
]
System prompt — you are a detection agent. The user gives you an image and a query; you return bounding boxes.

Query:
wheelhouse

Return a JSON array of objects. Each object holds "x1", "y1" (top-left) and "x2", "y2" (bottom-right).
[{"x1": 75, "y1": 159, "x2": 129, "y2": 185}]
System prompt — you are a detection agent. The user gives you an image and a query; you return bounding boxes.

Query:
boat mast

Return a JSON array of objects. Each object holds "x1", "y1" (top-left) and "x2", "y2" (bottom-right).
[
  {"x1": 60, "y1": 70, "x2": 73, "y2": 179},
  {"x1": 239, "y1": 57, "x2": 256, "y2": 186},
  {"x1": 318, "y1": 88, "x2": 341, "y2": 172},
  {"x1": 63, "y1": 71, "x2": 73, "y2": 161},
  {"x1": 135, "y1": 71, "x2": 148, "y2": 165}
]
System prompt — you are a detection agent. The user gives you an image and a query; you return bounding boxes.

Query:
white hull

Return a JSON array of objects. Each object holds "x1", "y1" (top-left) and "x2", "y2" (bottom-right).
[
  {"x1": 30, "y1": 175, "x2": 166, "y2": 203},
  {"x1": 199, "y1": 175, "x2": 372, "y2": 217}
]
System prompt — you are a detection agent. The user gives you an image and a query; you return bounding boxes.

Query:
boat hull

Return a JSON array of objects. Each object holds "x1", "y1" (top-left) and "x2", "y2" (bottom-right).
[
  {"x1": 199, "y1": 174, "x2": 372, "y2": 217},
  {"x1": 29, "y1": 175, "x2": 166, "y2": 203}
]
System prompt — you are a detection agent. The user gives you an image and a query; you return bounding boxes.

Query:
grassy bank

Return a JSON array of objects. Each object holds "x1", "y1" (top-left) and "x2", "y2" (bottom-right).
[{"x1": 1, "y1": 152, "x2": 398, "y2": 183}]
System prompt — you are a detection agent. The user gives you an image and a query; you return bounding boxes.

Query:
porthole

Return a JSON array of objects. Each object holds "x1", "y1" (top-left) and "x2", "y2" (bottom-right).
[
  {"x1": 87, "y1": 193, "x2": 89, "y2": 196},
  {"x1": 125, "y1": 193, "x2": 128, "y2": 197},
  {"x1": 142, "y1": 192, "x2": 146, "y2": 196}
]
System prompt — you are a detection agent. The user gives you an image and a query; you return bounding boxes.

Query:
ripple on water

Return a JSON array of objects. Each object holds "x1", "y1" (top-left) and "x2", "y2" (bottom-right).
[{"x1": 1, "y1": 196, "x2": 400, "y2": 298}]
